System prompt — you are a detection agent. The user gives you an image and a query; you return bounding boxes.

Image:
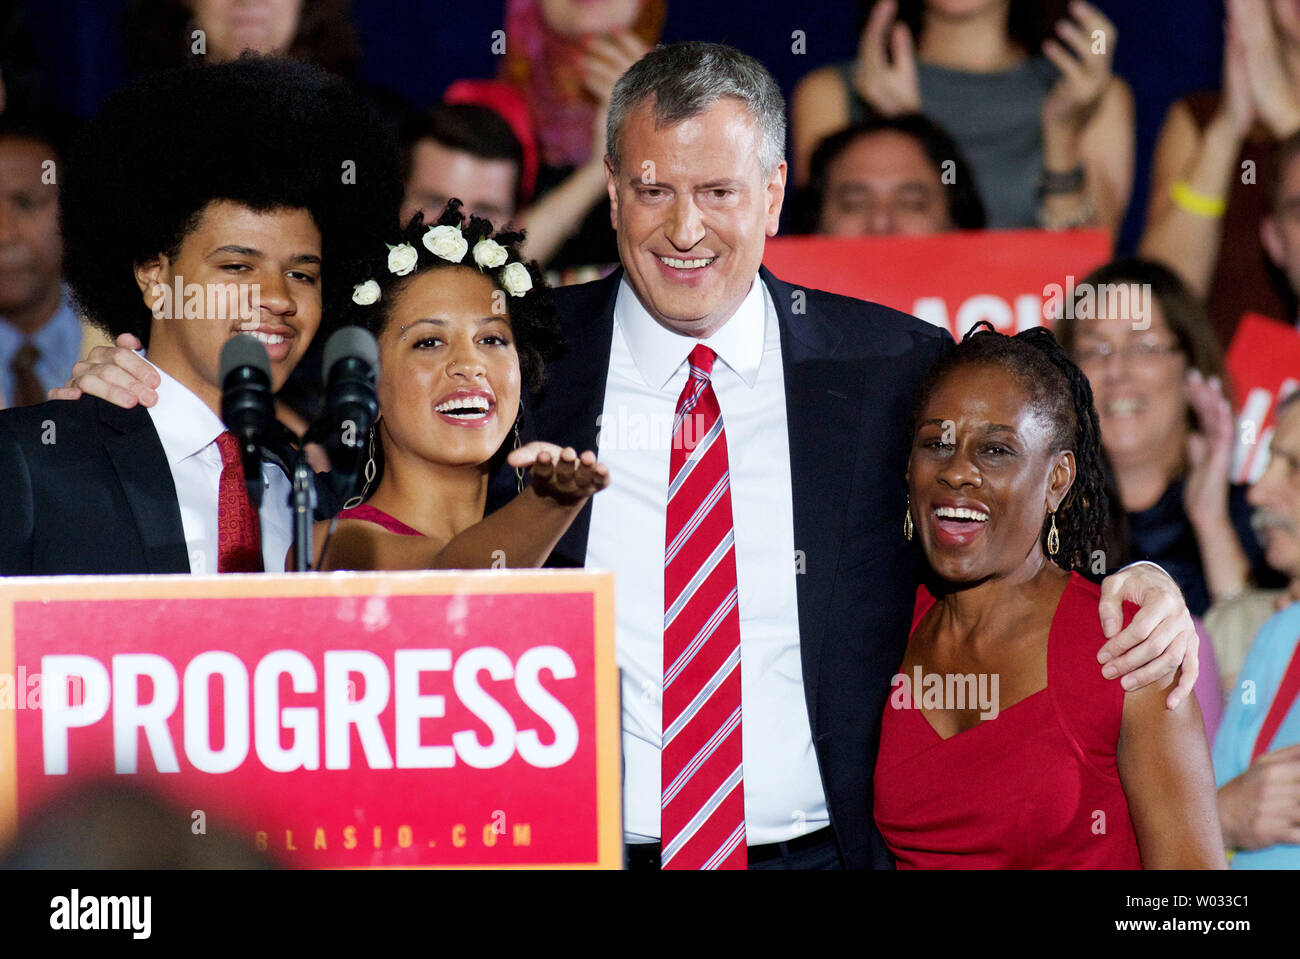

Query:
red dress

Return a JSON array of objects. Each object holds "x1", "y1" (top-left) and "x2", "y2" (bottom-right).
[
  {"x1": 873, "y1": 572, "x2": 1143, "y2": 869},
  {"x1": 336, "y1": 503, "x2": 423, "y2": 537}
]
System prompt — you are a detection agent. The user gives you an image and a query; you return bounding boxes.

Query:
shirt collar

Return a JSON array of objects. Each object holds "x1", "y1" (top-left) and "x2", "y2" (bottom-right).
[
  {"x1": 613, "y1": 275, "x2": 767, "y2": 391},
  {"x1": 140, "y1": 351, "x2": 226, "y2": 465}
]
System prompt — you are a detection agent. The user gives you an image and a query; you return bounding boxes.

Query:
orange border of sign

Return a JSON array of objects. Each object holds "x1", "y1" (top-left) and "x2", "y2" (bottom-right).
[{"x1": 0, "y1": 569, "x2": 620, "y2": 869}]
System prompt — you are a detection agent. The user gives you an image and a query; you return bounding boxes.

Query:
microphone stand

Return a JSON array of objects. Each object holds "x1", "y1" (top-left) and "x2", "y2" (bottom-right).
[{"x1": 290, "y1": 448, "x2": 318, "y2": 573}]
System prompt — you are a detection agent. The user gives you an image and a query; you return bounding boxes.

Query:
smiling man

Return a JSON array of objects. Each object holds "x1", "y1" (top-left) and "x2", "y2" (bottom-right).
[
  {"x1": 0, "y1": 56, "x2": 397, "y2": 575},
  {"x1": 505, "y1": 41, "x2": 1205, "y2": 870}
]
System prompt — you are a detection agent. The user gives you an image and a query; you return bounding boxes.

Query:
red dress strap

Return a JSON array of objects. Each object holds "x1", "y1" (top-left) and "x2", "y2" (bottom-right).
[
  {"x1": 1252, "y1": 640, "x2": 1300, "y2": 763},
  {"x1": 336, "y1": 503, "x2": 424, "y2": 537}
]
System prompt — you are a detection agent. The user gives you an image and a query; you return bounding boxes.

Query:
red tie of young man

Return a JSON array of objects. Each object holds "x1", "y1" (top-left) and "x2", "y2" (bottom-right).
[
  {"x1": 216, "y1": 430, "x2": 264, "y2": 573},
  {"x1": 661, "y1": 344, "x2": 746, "y2": 870}
]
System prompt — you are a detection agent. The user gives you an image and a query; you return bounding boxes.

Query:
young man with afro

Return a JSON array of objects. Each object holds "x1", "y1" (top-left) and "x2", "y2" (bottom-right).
[{"x1": 0, "y1": 56, "x2": 399, "y2": 575}]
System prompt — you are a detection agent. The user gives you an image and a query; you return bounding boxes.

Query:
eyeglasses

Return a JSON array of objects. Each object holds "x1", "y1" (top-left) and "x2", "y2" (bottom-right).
[{"x1": 1073, "y1": 340, "x2": 1183, "y2": 366}]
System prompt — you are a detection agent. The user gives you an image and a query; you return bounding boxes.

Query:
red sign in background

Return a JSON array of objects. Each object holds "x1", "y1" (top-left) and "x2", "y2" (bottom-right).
[
  {"x1": 1227, "y1": 312, "x2": 1300, "y2": 483},
  {"x1": 762, "y1": 229, "x2": 1113, "y2": 340},
  {"x1": 0, "y1": 571, "x2": 620, "y2": 868}
]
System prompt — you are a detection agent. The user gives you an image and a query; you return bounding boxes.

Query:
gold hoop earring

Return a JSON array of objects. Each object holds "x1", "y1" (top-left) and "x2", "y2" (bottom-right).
[
  {"x1": 1047, "y1": 508, "x2": 1060, "y2": 557},
  {"x1": 904, "y1": 494, "x2": 914, "y2": 541}
]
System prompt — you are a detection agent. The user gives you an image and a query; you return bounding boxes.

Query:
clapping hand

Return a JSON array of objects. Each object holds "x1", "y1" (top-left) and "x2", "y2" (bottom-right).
[
  {"x1": 1230, "y1": 0, "x2": 1300, "y2": 137},
  {"x1": 1041, "y1": 0, "x2": 1117, "y2": 135},
  {"x1": 1182, "y1": 368, "x2": 1235, "y2": 528},
  {"x1": 581, "y1": 30, "x2": 650, "y2": 164},
  {"x1": 508, "y1": 442, "x2": 610, "y2": 507},
  {"x1": 1218, "y1": 744, "x2": 1300, "y2": 850},
  {"x1": 1218, "y1": 12, "x2": 1257, "y2": 139},
  {"x1": 852, "y1": 0, "x2": 921, "y2": 117}
]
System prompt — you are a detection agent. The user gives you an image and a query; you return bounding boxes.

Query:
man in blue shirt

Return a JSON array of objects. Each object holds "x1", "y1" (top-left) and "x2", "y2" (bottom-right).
[
  {"x1": 0, "y1": 113, "x2": 81, "y2": 408},
  {"x1": 1213, "y1": 389, "x2": 1300, "y2": 867}
]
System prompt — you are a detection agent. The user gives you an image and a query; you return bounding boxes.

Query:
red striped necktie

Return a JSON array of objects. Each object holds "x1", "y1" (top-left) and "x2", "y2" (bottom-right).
[
  {"x1": 216, "y1": 431, "x2": 264, "y2": 573},
  {"x1": 661, "y1": 344, "x2": 746, "y2": 870}
]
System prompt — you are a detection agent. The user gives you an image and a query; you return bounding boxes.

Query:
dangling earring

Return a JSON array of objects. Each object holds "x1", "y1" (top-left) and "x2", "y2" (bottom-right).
[
  {"x1": 1047, "y1": 508, "x2": 1060, "y2": 557},
  {"x1": 342, "y1": 421, "x2": 379, "y2": 510},
  {"x1": 513, "y1": 413, "x2": 524, "y2": 494},
  {"x1": 904, "y1": 494, "x2": 914, "y2": 541}
]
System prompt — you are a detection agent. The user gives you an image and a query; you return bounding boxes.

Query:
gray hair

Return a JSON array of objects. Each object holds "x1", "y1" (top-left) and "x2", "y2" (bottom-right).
[{"x1": 606, "y1": 41, "x2": 787, "y2": 179}]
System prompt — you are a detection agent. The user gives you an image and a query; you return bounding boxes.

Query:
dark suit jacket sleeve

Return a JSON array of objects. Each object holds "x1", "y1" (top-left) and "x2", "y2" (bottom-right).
[{"x1": 0, "y1": 415, "x2": 35, "y2": 575}]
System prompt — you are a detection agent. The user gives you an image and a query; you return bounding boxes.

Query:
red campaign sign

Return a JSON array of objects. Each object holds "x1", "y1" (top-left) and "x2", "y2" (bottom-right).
[
  {"x1": 0, "y1": 571, "x2": 621, "y2": 868},
  {"x1": 762, "y1": 229, "x2": 1112, "y2": 340},
  {"x1": 1227, "y1": 312, "x2": 1300, "y2": 483}
]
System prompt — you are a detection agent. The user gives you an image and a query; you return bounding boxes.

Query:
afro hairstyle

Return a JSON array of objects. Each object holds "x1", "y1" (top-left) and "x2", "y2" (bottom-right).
[{"x1": 59, "y1": 54, "x2": 401, "y2": 349}]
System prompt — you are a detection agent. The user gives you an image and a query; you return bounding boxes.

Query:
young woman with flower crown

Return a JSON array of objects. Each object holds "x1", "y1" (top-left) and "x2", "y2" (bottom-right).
[{"x1": 306, "y1": 199, "x2": 609, "y2": 571}]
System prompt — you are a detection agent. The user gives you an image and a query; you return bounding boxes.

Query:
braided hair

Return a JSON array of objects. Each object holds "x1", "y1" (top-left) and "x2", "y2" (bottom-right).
[{"x1": 913, "y1": 322, "x2": 1109, "y2": 573}]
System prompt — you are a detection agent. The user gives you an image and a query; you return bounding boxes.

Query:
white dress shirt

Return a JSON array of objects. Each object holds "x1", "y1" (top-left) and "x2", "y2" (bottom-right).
[
  {"x1": 586, "y1": 276, "x2": 830, "y2": 845},
  {"x1": 142, "y1": 354, "x2": 293, "y2": 573}
]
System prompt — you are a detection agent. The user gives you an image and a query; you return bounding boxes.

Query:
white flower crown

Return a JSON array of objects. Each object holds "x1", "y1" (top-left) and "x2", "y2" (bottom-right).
[{"x1": 351, "y1": 224, "x2": 533, "y2": 306}]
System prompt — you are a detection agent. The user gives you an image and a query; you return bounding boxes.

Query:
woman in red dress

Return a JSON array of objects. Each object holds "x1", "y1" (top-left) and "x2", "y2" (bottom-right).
[{"x1": 873, "y1": 323, "x2": 1226, "y2": 868}]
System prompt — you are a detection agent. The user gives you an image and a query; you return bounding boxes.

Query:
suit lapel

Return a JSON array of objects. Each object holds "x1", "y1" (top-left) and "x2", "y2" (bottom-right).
[
  {"x1": 763, "y1": 267, "x2": 862, "y2": 731},
  {"x1": 542, "y1": 270, "x2": 622, "y2": 568},
  {"x1": 98, "y1": 402, "x2": 192, "y2": 573}
]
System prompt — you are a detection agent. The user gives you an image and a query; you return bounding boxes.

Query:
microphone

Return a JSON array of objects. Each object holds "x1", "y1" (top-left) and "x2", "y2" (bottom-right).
[
  {"x1": 219, "y1": 334, "x2": 274, "y2": 510},
  {"x1": 322, "y1": 326, "x2": 380, "y2": 497}
]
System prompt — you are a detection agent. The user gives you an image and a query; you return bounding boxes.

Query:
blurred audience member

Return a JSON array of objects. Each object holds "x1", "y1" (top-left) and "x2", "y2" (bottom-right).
[
  {"x1": 788, "y1": 113, "x2": 985, "y2": 235},
  {"x1": 1207, "y1": 391, "x2": 1300, "y2": 698},
  {"x1": 1056, "y1": 259, "x2": 1272, "y2": 618},
  {"x1": 1262, "y1": 130, "x2": 1300, "y2": 324},
  {"x1": 1, "y1": 0, "x2": 42, "y2": 116},
  {"x1": 791, "y1": 0, "x2": 1134, "y2": 233},
  {"x1": 121, "y1": 0, "x2": 359, "y2": 77},
  {"x1": 0, "y1": 113, "x2": 81, "y2": 409},
  {"x1": 1213, "y1": 603, "x2": 1300, "y2": 868},
  {"x1": 1, "y1": 781, "x2": 274, "y2": 868},
  {"x1": 499, "y1": 0, "x2": 658, "y2": 269},
  {"x1": 399, "y1": 102, "x2": 526, "y2": 227},
  {"x1": 1141, "y1": 0, "x2": 1300, "y2": 346}
]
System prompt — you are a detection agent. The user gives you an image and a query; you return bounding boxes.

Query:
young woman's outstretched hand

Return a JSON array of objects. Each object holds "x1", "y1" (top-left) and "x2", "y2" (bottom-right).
[{"x1": 508, "y1": 442, "x2": 610, "y2": 508}]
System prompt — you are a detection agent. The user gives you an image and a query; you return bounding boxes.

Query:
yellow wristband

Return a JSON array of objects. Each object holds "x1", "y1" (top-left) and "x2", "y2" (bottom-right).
[{"x1": 1171, "y1": 180, "x2": 1227, "y2": 218}]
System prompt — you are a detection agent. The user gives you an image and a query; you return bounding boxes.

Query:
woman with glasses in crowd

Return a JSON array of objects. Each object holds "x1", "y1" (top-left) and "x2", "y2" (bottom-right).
[{"x1": 1054, "y1": 258, "x2": 1274, "y2": 619}]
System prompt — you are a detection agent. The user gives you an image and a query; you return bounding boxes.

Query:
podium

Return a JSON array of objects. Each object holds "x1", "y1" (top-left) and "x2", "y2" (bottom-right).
[{"x1": 0, "y1": 570, "x2": 620, "y2": 869}]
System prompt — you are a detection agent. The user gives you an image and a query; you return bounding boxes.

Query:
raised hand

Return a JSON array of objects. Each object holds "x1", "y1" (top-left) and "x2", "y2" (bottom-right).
[
  {"x1": 1182, "y1": 369, "x2": 1234, "y2": 526},
  {"x1": 1231, "y1": 0, "x2": 1300, "y2": 136},
  {"x1": 1219, "y1": 14, "x2": 1257, "y2": 140},
  {"x1": 48, "y1": 332, "x2": 159, "y2": 408},
  {"x1": 582, "y1": 30, "x2": 649, "y2": 160},
  {"x1": 508, "y1": 441, "x2": 610, "y2": 507},
  {"x1": 852, "y1": 0, "x2": 921, "y2": 117},
  {"x1": 1041, "y1": 0, "x2": 1117, "y2": 135}
]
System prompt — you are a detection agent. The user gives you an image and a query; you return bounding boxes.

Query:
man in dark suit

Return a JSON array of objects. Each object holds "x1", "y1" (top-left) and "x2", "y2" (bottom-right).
[
  {"x1": 0, "y1": 57, "x2": 395, "y2": 576},
  {"x1": 496, "y1": 42, "x2": 1202, "y2": 870}
]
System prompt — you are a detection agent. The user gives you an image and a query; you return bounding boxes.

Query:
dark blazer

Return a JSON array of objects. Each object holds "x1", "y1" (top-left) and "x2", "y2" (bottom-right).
[
  {"x1": 0, "y1": 395, "x2": 328, "y2": 576},
  {"x1": 495, "y1": 266, "x2": 951, "y2": 869}
]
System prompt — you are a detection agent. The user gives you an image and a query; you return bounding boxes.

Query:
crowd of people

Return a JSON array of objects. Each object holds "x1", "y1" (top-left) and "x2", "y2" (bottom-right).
[{"x1": 1, "y1": 0, "x2": 1299, "y2": 870}]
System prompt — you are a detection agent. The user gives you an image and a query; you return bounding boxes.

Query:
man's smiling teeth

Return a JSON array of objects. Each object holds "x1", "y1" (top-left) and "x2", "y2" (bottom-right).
[
  {"x1": 659, "y1": 255, "x2": 714, "y2": 269},
  {"x1": 934, "y1": 506, "x2": 989, "y2": 522},
  {"x1": 246, "y1": 331, "x2": 287, "y2": 346},
  {"x1": 436, "y1": 395, "x2": 492, "y2": 419}
]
